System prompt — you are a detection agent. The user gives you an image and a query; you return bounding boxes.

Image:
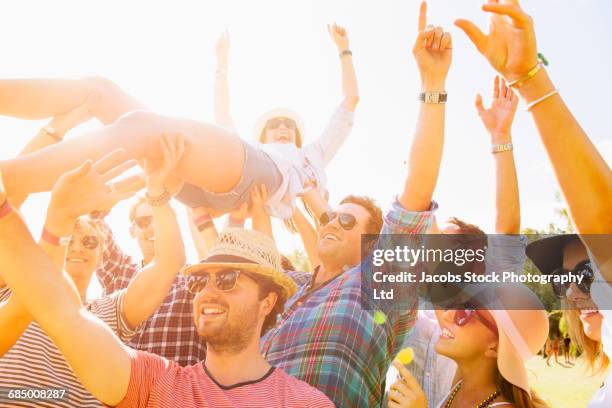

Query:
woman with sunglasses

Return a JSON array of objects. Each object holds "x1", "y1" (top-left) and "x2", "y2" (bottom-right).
[
  {"x1": 527, "y1": 235, "x2": 611, "y2": 407},
  {"x1": 0, "y1": 24, "x2": 358, "y2": 224},
  {"x1": 388, "y1": 284, "x2": 549, "y2": 408}
]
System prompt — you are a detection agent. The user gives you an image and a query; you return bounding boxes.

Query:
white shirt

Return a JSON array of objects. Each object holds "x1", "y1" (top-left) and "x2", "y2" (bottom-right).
[
  {"x1": 588, "y1": 253, "x2": 612, "y2": 407},
  {"x1": 257, "y1": 106, "x2": 354, "y2": 219}
]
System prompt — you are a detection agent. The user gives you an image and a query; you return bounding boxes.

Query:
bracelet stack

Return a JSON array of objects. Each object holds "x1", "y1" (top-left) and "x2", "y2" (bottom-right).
[{"x1": 146, "y1": 188, "x2": 172, "y2": 207}]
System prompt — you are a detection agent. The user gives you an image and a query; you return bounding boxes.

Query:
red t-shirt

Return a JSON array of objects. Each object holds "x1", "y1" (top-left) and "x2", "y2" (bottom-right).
[{"x1": 114, "y1": 350, "x2": 335, "y2": 408}]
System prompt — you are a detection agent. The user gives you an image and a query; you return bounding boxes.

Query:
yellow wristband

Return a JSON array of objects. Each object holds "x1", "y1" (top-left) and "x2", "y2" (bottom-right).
[{"x1": 507, "y1": 63, "x2": 542, "y2": 89}]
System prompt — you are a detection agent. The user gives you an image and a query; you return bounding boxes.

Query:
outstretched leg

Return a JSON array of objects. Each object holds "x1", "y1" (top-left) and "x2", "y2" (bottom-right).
[
  {"x1": 0, "y1": 77, "x2": 145, "y2": 125},
  {"x1": 1, "y1": 111, "x2": 245, "y2": 199}
]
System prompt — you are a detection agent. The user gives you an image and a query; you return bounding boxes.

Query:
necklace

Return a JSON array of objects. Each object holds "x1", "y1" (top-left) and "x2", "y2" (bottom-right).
[{"x1": 444, "y1": 382, "x2": 501, "y2": 408}]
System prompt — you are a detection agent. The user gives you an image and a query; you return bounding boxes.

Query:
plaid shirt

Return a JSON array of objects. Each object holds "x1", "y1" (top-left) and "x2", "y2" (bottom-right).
[
  {"x1": 96, "y1": 223, "x2": 206, "y2": 367},
  {"x1": 261, "y1": 200, "x2": 437, "y2": 408}
]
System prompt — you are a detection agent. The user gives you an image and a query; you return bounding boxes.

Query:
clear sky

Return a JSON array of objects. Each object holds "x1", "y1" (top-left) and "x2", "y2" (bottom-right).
[{"x1": 0, "y1": 0, "x2": 610, "y2": 298}]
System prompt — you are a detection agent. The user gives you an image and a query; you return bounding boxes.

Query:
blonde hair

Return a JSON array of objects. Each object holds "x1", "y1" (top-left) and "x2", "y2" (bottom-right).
[{"x1": 563, "y1": 302, "x2": 609, "y2": 375}]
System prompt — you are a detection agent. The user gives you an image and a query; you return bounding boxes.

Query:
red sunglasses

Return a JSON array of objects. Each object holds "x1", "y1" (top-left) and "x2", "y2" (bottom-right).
[{"x1": 453, "y1": 305, "x2": 498, "y2": 334}]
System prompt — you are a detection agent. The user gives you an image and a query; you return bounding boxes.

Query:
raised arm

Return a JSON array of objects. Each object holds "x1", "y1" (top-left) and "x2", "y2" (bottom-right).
[
  {"x1": 0, "y1": 154, "x2": 144, "y2": 405},
  {"x1": 122, "y1": 134, "x2": 187, "y2": 329},
  {"x1": 456, "y1": 0, "x2": 612, "y2": 260},
  {"x1": 187, "y1": 206, "x2": 219, "y2": 260},
  {"x1": 214, "y1": 31, "x2": 235, "y2": 129},
  {"x1": 399, "y1": 2, "x2": 452, "y2": 211},
  {"x1": 328, "y1": 24, "x2": 359, "y2": 112},
  {"x1": 250, "y1": 184, "x2": 274, "y2": 238},
  {"x1": 476, "y1": 76, "x2": 520, "y2": 233},
  {"x1": 291, "y1": 206, "x2": 321, "y2": 271}
]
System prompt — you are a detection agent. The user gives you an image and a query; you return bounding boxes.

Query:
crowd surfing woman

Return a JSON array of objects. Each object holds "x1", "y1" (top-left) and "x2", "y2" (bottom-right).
[
  {"x1": 177, "y1": 23, "x2": 358, "y2": 218},
  {"x1": 0, "y1": 24, "x2": 358, "y2": 220},
  {"x1": 527, "y1": 235, "x2": 611, "y2": 407},
  {"x1": 388, "y1": 284, "x2": 549, "y2": 408}
]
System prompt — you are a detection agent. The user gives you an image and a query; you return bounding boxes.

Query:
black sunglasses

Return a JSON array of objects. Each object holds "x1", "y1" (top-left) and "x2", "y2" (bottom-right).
[
  {"x1": 134, "y1": 215, "x2": 153, "y2": 229},
  {"x1": 265, "y1": 117, "x2": 297, "y2": 130},
  {"x1": 551, "y1": 260, "x2": 594, "y2": 299},
  {"x1": 319, "y1": 211, "x2": 357, "y2": 231},
  {"x1": 186, "y1": 268, "x2": 250, "y2": 294},
  {"x1": 453, "y1": 303, "x2": 498, "y2": 334},
  {"x1": 69, "y1": 235, "x2": 99, "y2": 250}
]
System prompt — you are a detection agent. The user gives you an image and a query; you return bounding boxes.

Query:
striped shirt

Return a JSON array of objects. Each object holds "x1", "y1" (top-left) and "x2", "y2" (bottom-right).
[
  {"x1": 116, "y1": 349, "x2": 335, "y2": 407},
  {"x1": 0, "y1": 287, "x2": 138, "y2": 408},
  {"x1": 261, "y1": 199, "x2": 437, "y2": 407},
  {"x1": 96, "y1": 223, "x2": 206, "y2": 366}
]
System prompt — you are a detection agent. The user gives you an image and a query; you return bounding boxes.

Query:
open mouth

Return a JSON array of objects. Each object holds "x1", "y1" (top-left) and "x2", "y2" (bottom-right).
[
  {"x1": 580, "y1": 309, "x2": 599, "y2": 318},
  {"x1": 66, "y1": 257, "x2": 89, "y2": 263},
  {"x1": 322, "y1": 232, "x2": 340, "y2": 242},
  {"x1": 199, "y1": 304, "x2": 227, "y2": 319},
  {"x1": 440, "y1": 326, "x2": 455, "y2": 339}
]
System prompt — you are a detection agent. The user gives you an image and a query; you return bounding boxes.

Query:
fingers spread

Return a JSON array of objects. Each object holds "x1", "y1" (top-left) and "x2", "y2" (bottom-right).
[
  {"x1": 475, "y1": 94, "x2": 485, "y2": 114},
  {"x1": 93, "y1": 149, "x2": 128, "y2": 175},
  {"x1": 101, "y1": 159, "x2": 139, "y2": 182},
  {"x1": 482, "y1": 3, "x2": 530, "y2": 28},
  {"x1": 454, "y1": 19, "x2": 487, "y2": 54}
]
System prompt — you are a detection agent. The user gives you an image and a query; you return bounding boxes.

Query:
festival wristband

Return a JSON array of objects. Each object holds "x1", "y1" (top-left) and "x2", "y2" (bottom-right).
[
  {"x1": 0, "y1": 200, "x2": 13, "y2": 219},
  {"x1": 339, "y1": 49, "x2": 352, "y2": 58},
  {"x1": 41, "y1": 227, "x2": 71, "y2": 246},
  {"x1": 197, "y1": 220, "x2": 214, "y2": 232},
  {"x1": 228, "y1": 217, "x2": 245, "y2": 227},
  {"x1": 491, "y1": 142, "x2": 513, "y2": 154}
]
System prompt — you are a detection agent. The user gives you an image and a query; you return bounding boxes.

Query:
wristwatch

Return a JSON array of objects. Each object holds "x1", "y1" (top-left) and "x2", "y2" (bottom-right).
[{"x1": 418, "y1": 91, "x2": 447, "y2": 104}]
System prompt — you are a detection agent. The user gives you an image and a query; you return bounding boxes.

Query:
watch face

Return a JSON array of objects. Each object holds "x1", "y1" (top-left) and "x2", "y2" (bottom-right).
[{"x1": 426, "y1": 93, "x2": 439, "y2": 103}]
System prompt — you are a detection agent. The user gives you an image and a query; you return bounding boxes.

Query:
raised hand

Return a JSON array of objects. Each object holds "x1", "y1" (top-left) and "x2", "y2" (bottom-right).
[
  {"x1": 388, "y1": 360, "x2": 427, "y2": 408},
  {"x1": 215, "y1": 30, "x2": 230, "y2": 68},
  {"x1": 413, "y1": 2, "x2": 452, "y2": 89},
  {"x1": 48, "y1": 150, "x2": 143, "y2": 225},
  {"x1": 476, "y1": 76, "x2": 518, "y2": 143},
  {"x1": 327, "y1": 23, "x2": 350, "y2": 51},
  {"x1": 144, "y1": 133, "x2": 186, "y2": 197},
  {"x1": 250, "y1": 184, "x2": 268, "y2": 213},
  {"x1": 455, "y1": 0, "x2": 537, "y2": 82}
]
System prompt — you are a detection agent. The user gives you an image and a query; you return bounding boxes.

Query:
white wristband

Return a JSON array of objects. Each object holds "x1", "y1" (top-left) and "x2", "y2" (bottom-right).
[{"x1": 525, "y1": 89, "x2": 559, "y2": 112}]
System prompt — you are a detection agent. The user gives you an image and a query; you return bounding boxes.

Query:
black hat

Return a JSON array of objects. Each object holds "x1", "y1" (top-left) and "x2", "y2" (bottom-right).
[{"x1": 525, "y1": 234, "x2": 580, "y2": 276}]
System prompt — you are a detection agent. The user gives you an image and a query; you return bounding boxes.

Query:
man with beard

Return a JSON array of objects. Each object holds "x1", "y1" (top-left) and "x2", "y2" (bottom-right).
[{"x1": 0, "y1": 159, "x2": 334, "y2": 407}]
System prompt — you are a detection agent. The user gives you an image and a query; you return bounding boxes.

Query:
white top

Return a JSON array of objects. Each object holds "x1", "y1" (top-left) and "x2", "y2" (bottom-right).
[
  {"x1": 435, "y1": 381, "x2": 513, "y2": 408},
  {"x1": 256, "y1": 106, "x2": 354, "y2": 219},
  {"x1": 587, "y1": 254, "x2": 612, "y2": 408}
]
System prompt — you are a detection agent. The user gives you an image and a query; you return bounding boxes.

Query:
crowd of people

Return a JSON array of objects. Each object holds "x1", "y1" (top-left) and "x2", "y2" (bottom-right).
[{"x1": 0, "y1": 0, "x2": 610, "y2": 407}]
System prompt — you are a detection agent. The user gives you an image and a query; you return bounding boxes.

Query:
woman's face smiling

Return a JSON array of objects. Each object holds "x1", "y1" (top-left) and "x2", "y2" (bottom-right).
[
  {"x1": 563, "y1": 240, "x2": 602, "y2": 342},
  {"x1": 435, "y1": 308, "x2": 499, "y2": 362}
]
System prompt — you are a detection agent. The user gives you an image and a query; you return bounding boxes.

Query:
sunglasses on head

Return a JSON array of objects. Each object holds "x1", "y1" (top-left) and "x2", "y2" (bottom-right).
[
  {"x1": 551, "y1": 260, "x2": 594, "y2": 299},
  {"x1": 134, "y1": 215, "x2": 153, "y2": 229},
  {"x1": 319, "y1": 211, "x2": 357, "y2": 231},
  {"x1": 186, "y1": 268, "x2": 250, "y2": 294},
  {"x1": 452, "y1": 303, "x2": 498, "y2": 334},
  {"x1": 265, "y1": 117, "x2": 297, "y2": 130},
  {"x1": 69, "y1": 235, "x2": 100, "y2": 250}
]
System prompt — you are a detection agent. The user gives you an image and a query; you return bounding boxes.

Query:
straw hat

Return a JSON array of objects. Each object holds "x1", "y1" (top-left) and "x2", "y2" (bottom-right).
[
  {"x1": 181, "y1": 228, "x2": 297, "y2": 299},
  {"x1": 253, "y1": 108, "x2": 305, "y2": 147},
  {"x1": 462, "y1": 283, "x2": 549, "y2": 395}
]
